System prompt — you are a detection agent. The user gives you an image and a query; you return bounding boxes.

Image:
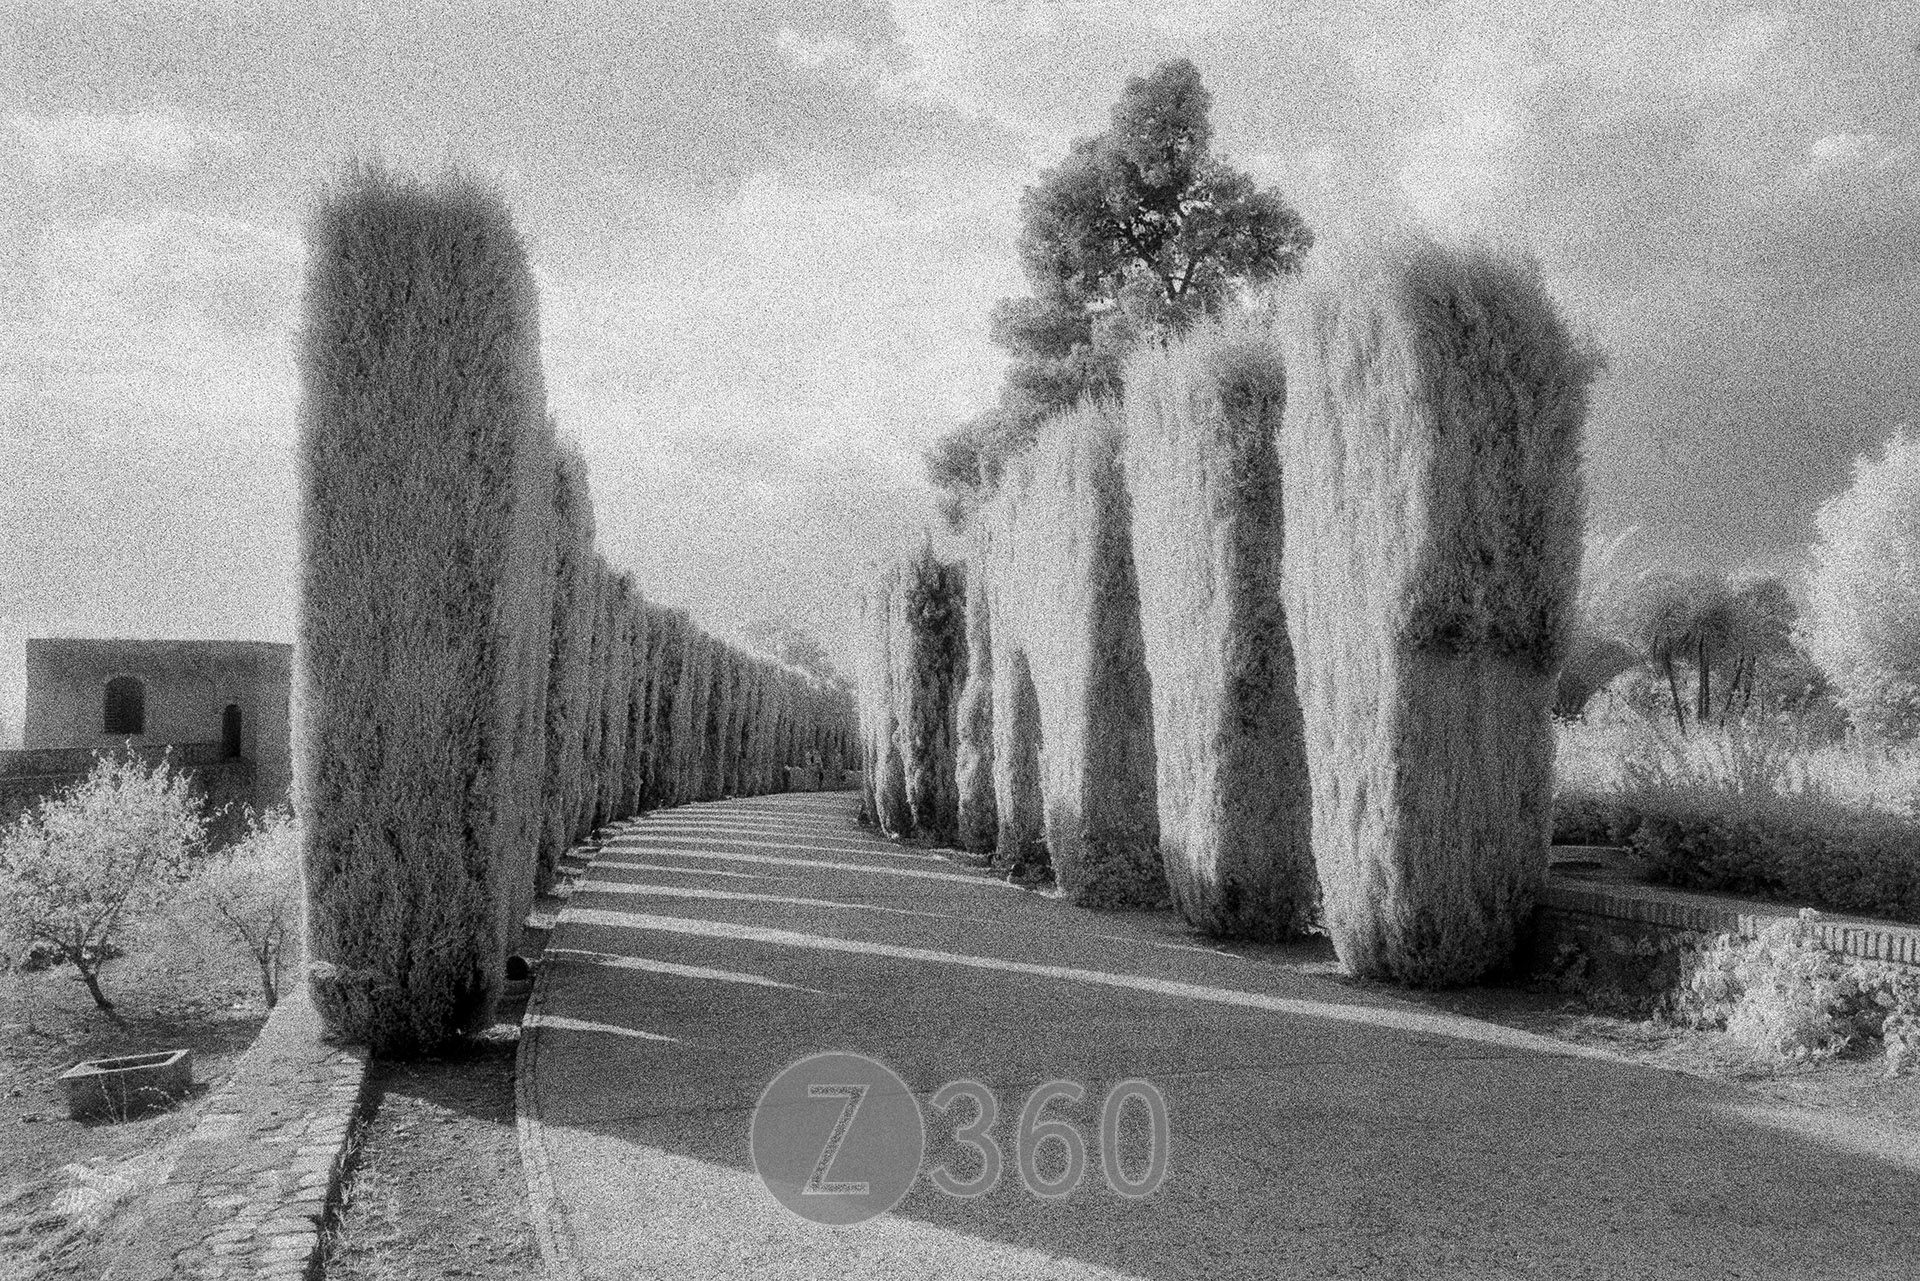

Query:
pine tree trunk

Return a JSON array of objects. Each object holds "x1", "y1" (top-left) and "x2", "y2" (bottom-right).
[
  {"x1": 1695, "y1": 637, "x2": 1711, "y2": 724},
  {"x1": 1663, "y1": 655, "x2": 1688, "y2": 734}
]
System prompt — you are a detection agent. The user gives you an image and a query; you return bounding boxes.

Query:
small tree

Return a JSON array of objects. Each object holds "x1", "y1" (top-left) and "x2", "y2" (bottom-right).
[
  {"x1": 0, "y1": 750, "x2": 207, "y2": 1014},
  {"x1": 927, "y1": 58, "x2": 1313, "y2": 525},
  {"x1": 1804, "y1": 431, "x2": 1920, "y2": 740},
  {"x1": 184, "y1": 806, "x2": 301, "y2": 1009}
]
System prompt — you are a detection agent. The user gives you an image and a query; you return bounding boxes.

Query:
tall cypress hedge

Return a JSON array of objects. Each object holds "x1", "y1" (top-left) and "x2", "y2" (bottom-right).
[
  {"x1": 857, "y1": 565, "x2": 912, "y2": 833},
  {"x1": 1124, "y1": 310, "x2": 1318, "y2": 941},
  {"x1": 896, "y1": 543, "x2": 967, "y2": 845},
  {"x1": 573, "y1": 558, "x2": 612, "y2": 843},
  {"x1": 954, "y1": 538, "x2": 998, "y2": 854},
  {"x1": 296, "y1": 165, "x2": 553, "y2": 1056},
  {"x1": 982, "y1": 400, "x2": 1163, "y2": 909},
  {"x1": 539, "y1": 440, "x2": 596, "y2": 885},
  {"x1": 1280, "y1": 235, "x2": 1595, "y2": 985},
  {"x1": 594, "y1": 575, "x2": 636, "y2": 827}
]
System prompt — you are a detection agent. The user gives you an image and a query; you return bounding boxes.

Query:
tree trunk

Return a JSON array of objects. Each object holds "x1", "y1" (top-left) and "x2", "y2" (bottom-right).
[
  {"x1": 72, "y1": 955, "x2": 115, "y2": 1014},
  {"x1": 1718, "y1": 654, "x2": 1748, "y2": 726},
  {"x1": 260, "y1": 955, "x2": 279, "y2": 1010},
  {"x1": 1695, "y1": 636, "x2": 1711, "y2": 725},
  {"x1": 1663, "y1": 654, "x2": 1688, "y2": 735}
]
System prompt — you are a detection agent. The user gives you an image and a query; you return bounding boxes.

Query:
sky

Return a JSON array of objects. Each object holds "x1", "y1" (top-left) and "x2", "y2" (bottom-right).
[{"x1": 3, "y1": 0, "x2": 1917, "y2": 742}]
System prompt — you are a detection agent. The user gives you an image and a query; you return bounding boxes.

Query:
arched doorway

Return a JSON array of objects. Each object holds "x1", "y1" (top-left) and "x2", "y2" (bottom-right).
[{"x1": 222, "y1": 703, "x2": 243, "y2": 759}]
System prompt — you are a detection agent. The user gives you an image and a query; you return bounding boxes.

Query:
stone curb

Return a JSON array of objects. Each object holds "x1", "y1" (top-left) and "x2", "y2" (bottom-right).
[
  {"x1": 1541, "y1": 877, "x2": 1920, "y2": 971},
  {"x1": 97, "y1": 985, "x2": 369, "y2": 1280}
]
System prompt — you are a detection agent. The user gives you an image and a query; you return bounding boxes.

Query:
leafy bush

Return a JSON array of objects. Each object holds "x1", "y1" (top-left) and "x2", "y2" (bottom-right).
[
  {"x1": 0, "y1": 749, "x2": 207, "y2": 1013},
  {"x1": 180, "y1": 806, "x2": 301, "y2": 1009},
  {"x1": 1553, "y1": 708, "x2": 1920, "y2": 922},
  {"x1": 1627, "y1": 794, "x2": 1920, "y2": 922},
  {"x1": 1664, "y1": 910, "x2": 1920, "y2": 1071}
]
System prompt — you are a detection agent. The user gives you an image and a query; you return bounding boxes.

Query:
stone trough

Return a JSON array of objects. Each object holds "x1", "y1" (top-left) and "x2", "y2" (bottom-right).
[{"x1": 59, "y1": 1048, "x2": 194, "y2": 1121}]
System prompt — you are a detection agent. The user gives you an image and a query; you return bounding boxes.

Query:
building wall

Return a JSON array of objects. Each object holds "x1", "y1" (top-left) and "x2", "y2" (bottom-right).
[{"x1": 21, "y1": 639, "x2": 294, "y2": 810}]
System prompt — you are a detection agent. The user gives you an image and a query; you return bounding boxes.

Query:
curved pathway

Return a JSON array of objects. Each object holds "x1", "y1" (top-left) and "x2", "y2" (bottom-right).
[{"x1": 520, "y1": 792, "x2": 1920, "y2": 1280}]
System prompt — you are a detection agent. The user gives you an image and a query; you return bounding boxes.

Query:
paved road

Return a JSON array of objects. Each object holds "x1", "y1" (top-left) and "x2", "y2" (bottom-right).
[{"x1": 520, "y1": 792, "x2": 1920, "y2": 1280}]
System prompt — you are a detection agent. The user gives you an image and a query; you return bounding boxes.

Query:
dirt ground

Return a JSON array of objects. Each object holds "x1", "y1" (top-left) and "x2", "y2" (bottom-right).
[
  {"x1": 0, "y1": 949, "x2": 268, "y2": 1278},
  {"x1": 317, "y1": 891, "x2": 564, "y2": 1280},
  {"x1": 319, "y1": 1026, "x2": 539, "y2": 1280}
]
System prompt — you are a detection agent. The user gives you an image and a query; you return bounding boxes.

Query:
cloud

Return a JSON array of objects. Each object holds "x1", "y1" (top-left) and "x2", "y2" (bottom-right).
[
  {"x1": 1809, "y1": 131, "x2": 1881, "y2": 168},
  {"x1": 1395, "y1": 100, "x2": 1522, "y2": 231},
  {"x1": 11, "y1": 208, "x2": 305, "y2": 426},
  {"x1": 9, "y1": 110, "x2": 245, "y2": 177},
  {"x1": 775, "y1": 22, "x2": 1062, "y2": 165},
  {"x1": 540, "y1": 163, "x2": 1020, "y2": 474}
]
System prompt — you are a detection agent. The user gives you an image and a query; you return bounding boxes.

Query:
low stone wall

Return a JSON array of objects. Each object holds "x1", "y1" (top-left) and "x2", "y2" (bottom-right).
[
  {"x1": 1525, "y1": 852, "x2": 1920, "y2": 1015},
  {"x1": 94, "y1": 987, "x2": 368, "y2": 1280}
]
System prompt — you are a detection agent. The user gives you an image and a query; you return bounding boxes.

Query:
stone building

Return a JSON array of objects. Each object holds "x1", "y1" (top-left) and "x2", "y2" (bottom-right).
[{"x1": 2, "y1": 638, "x2": 293, "y2": 838}]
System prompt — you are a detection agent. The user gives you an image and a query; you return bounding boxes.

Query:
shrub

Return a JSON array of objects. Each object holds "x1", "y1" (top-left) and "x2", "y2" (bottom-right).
[
  {"x1": 1555, "y1": 708, "x2": 1920, "y2": 922},
  {"x1": 181, "y1": 805, "x2": 301, "y2": 1009},
  {"x1": 0, "y1": 749, "x2": 207, "y2": 1013},
  {"x1": 1123, "y1": 306, "x2": 1318, "y2": 941},
  {"x1": 1627, "y1": 793, "x2": 1920, "y2": 923},
  {"x1": 296, "y1": 163, "x2": 552, "y2": 1056},
  {"x1": 955, "y1": 539, "x2": 998, "y2": 854},
  {"x1": 1279, "y1": 234, "x2": 1596, "y2": 985},
  {"x1": 982, "y1": 399, "x2": 1162, "y2": 908},
  {"x1": 1665, "y1": 909, "x2": 1920, "y2": 1069}
]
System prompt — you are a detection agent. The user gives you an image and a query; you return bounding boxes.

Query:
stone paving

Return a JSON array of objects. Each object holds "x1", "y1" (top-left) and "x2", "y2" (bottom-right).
[{"x1": 93, "y1": 987, "x2": 367, "y2": 1280}]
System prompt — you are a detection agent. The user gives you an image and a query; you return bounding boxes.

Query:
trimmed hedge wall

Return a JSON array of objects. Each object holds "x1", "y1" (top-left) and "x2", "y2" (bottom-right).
[
  {"x1": 981, "y1": 401, "x2": 1163, "y2": 910},
  {"x1": 296, "y1": 165, "x2": 857, "y2": 1056},
  {"x1": 955, "y1": 534, "x2": 998, "y2": 854},
  {"x1": 296, "y1": 166, "x2": 552, "y2": 1056},
  {"x1": 1280, "y1": 234, "x2": 1594, "y2": 986},
  {"x1": 1123, "y1": 309, "x2": 1318, "y2": 942},
  {"x1": 1557, "y1": 789, "x2": 1920, "y2": 925}
]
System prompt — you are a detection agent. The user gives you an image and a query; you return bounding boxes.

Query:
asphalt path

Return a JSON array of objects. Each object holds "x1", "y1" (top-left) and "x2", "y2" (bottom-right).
[{"x1": 519, "y1": 792, "x2": 1920, "y2": 1280}]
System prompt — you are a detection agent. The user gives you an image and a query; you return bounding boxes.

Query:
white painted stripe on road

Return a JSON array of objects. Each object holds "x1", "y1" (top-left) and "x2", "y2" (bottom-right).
[
  {"x1": 612, "y1": 832, "x2": 947, "y2": 863},
  {"x1": 525, "y1": 1014, "x2": 680, "y2": 1044},
  {"x1": 1087, "y1": 932, "x2": 1246, "y2": 958},
  {"x1": 597, "y1": 849, "x2": 1018, "y2": 888},
  {"x1": 557, "y1": 908, "x2": 1624, "y2": 1063},
  {"x1": 588, "y1": 860, "x2": 788, "y2": 881},
  {"x1": 545, "y1": 947, "x2": 823, "y2": 994},
  {"x1": 572, "y1": 880, "x2": 984, "y2": 923}
]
